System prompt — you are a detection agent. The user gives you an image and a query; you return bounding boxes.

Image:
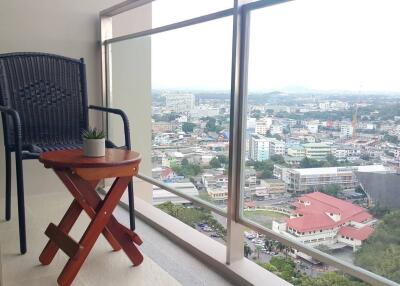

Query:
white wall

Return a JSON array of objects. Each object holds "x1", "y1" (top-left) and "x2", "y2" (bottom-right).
[
  {"x1": 0, "y1": 0, "x2": 122, "y2": 194},
  {"x1": 109, "y1": 6, "x2": 153, "y2": 202}
]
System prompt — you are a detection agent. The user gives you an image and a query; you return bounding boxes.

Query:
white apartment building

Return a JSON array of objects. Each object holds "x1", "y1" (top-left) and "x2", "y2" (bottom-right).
[
  {"x1": 190, "y1": 105, "x2": 219, "y2": 119},
  {"x1": 318, "y1": 101, "x2": 330, "y2": 111},
  {"x1": 249, "y1": 134, "x2": 285, "y2": 161},
  {"x1": 278, "y1": 164, "x2": 389, "y2": 193},
  {"x1": 270, "y1": 124, "x2": 283, "y2": 135},
  {"x1": 246, "y1": 117, "x2": 257, "y2": 129},
  {"x1": 340, "y1": 124, "x2": 354, "y2": 138},
  {"x1": 306, "y1": 121, "x2": 319, "y2": 134},
  {"x1": 255, "y1": 118, "x2": 272, "y2": 135},
  {"x1": 268, "y1": 138, "x2": 285, "y2": 156},
  {"x1": 249, "y1": 134, "x2": 270, "y2": 161},
  {"x1": 165, "y1": 93, "x2": 195, "y2": 113}
]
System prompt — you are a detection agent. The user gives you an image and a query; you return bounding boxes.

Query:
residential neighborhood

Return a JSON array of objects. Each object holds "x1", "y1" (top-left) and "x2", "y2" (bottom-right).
[{"x1": 150, "y1": 90, "x2": 400, "y2": 282}]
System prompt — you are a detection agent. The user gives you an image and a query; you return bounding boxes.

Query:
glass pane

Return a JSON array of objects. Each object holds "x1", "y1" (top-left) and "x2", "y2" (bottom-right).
[
  {"x1": 109, "y1": 16, "x2": 233, "y2": 209},
  {"x1": 151, "y1": 17, "x2": 233, "y2": 209},
  {"x1": 241, "y1": 0, "x2": 400, "y2": 285},
  {"x1": 112, "y1": 0, "x2": 233, "y2": 38}
]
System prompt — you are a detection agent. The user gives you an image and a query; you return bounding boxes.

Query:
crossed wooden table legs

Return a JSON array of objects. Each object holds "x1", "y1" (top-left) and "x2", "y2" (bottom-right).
[{"x1": 39, "y1": 170, "x2": 143, "y2": 286}]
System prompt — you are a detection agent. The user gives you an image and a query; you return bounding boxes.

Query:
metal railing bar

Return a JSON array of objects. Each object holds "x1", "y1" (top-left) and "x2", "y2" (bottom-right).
[
  {"x1": 137, "y1": 173, "x2": 227, "y2": 217},
  {"x1": 239, "y1": 217, "x2": 398, "y2": 286},
  {"x1": 109, "y1": 172, "x2": 395, "y2": 285},
  {"x1": 241, "y1": 0, "x2": 293, "y2": 13},
  {"x1": 104, "y1": 8, "x2": 235, "y2": 45},
  {"x1": 100, "y1": 0, "x2": 154, "y2": 17}
]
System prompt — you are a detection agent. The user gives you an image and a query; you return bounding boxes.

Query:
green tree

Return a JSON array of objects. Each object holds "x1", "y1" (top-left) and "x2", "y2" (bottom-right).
[
  {"x1": 182, "y1": 122, "x2": 196, "y2": 133},
  {"x1": 355, "y1": 185, "x2": 364, "y2": 194},
  {"x1": 270, "y1": 155, "x2": 286, "y2": 165},
  {"x1": 299, "y1": 271, "x2": 368, "y2": 286},
  {"x1": 383, "y1": 134, "x2": 399, "y2": 144},
  {"x1": 157, "y1": 202, "x2": 227, "y2": 239},
  {"x1": 300, "y1": 157, "x2": 324, "y2": 168},
  {"x1": 355, "y1": 210, "x2": 400, "y2": 283},
  {"x1": 251, "y1": 110, "x2": 262, "y2": 119},
  {"x1": 244, "y1": 244, "x2": 252, "y2": 258},
  {"x1": 217, "y1": 155, "x2": 229, "y2": 165},
  {"x1": 209, "y1": 157, "x2": 222, "y2": 168},
  {"x1": 369, "y1": 202, "x2": 391, "y2": 219},
  {"x1": 172, "y1": 162, "x2": 202, "y2": 178},
  {"x1": 360, "y1": 154, "x2": 371, "y2": 161},
  {"x1": 319, "y1": 184, "x2": 342, "y2": 198},
  {"x1": 254, "y1": 245, "x2": 263, "y2": 260},
  {"x1": 204, "y1": 117, "x2": 223, "y2": 133},
  {"x1": 153, "y1": 112, "x2": 180, "y2": 122}
]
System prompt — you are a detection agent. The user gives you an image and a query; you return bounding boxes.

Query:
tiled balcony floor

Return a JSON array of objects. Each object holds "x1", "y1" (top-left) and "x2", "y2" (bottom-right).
[
  {"x1": 0, "y1": 191, "x2": 181, "y2": 286},
  {"x1": 0, "y1": 180, "x2": 233, "y2": 286}
]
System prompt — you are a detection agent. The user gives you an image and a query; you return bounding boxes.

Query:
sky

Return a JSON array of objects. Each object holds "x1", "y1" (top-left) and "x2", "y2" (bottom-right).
[{"x1": 148, "y1": 0, "x2": 400, "y2": 93}]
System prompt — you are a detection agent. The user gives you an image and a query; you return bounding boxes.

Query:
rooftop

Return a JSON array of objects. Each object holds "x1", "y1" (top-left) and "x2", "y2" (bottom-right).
[
  {"x1": 339, "y1": 226, "x2": 375, "y2": 241},
  {"x1": 292, "y1": 164, "x2": 388, "y2": 176},
  {"x1": 288, "y1": 192, "x2": 373, "y2": 233}
]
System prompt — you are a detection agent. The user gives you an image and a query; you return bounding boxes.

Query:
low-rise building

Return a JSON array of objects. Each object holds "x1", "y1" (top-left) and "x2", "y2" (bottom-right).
[
  {"x1": 202, "y1": 173, "x2": 229, "y2": 202},
  {"x1": 152, "y1": 121, "x2": 180, "y2": 133},
  {"x1": 303, "y1": 143, "x2": 331, "y2": 160},
  {"x1": 153, "y1": 181, "x2": 199, "y2": 205},
  {"x1": 165, "y1": 93, "x2": 195, "y2": 113},
  {"x1": 264, "y1": 179, "x2": 286, "y2": 194},
  {"x1": 278, "y1": 164, "x2": 389, "y2": 193},
  {"x1": 272, "y1": 192, "x2": 375, "y2": 251},
  {"x1": 287, "y1": 145, "x2": 306, "y2": 157}
]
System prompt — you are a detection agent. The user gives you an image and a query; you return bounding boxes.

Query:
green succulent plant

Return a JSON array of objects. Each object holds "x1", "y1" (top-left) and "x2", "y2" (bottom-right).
[{"x1": 82, "y1": 127, "x2": 105, "y2": 140}]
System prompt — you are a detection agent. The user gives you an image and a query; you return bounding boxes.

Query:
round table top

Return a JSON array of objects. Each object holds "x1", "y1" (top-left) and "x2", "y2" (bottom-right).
[{"x1": 39, "y1": 148, "x2": 141, "y2": 169}]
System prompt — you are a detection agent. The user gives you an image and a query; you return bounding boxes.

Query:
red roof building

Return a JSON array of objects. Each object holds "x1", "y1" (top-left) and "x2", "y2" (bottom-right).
[
  {"x1": 279, "y1": 192, "x2": 375, "y2": 250},
  {"x1": 339, "y1": 225, "x2": 374, "y2": 241}
]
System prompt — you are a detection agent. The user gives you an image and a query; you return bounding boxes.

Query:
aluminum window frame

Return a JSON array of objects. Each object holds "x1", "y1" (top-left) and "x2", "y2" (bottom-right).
[{"x1": 99, "y1": 1, "x2": 399, "y2": 285}]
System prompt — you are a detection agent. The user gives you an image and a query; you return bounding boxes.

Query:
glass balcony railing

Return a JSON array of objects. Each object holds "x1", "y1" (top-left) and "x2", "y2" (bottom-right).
[{"x1": 102, "y1": 1, "x2": 400, "y2": 285}]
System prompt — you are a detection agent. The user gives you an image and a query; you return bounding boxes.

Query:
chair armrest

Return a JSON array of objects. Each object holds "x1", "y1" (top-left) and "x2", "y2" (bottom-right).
[
  {"x1": 0, "y1": 106, "x2": 23, "y2": 153},
  {"x1": 88, "y1": 105, "x2": 131, "y2": 149}
]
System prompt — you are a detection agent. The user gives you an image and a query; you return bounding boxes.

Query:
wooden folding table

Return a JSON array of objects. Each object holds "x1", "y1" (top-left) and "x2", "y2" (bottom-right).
[{"x1": 38, "y1": 148, "x2": 143, "y2": 286}]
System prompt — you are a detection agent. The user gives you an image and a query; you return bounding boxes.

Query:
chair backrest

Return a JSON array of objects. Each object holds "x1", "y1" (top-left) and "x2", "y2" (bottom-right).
[{"x1": 0, "y1": 52, "x2": 88, "y2": 150}]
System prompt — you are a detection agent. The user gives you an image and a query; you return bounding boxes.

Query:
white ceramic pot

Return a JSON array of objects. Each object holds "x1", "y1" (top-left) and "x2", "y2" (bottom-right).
[{"x1": 83, "y1": 138, "x2": 105, "y2": 157}]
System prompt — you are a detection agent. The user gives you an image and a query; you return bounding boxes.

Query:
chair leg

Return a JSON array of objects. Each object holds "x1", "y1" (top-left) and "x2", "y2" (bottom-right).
[
  {"x1": 15, "y1": 152, "x2": 27, "y2": 254},
  {"x1": 127, "y1": 181, "x2": 135, "y2": 231},
  {"x1": 5, "y1": 151, "x2": 12, "y2": 221}
]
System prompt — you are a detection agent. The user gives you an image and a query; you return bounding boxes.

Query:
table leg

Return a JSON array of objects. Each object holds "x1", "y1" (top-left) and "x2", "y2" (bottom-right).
[
  {"x1": 69, "y1": 173, "x2": 143, "y2": 266},
  {"x1": 55, "y1": 170, "x2": 121, "y2": 251},
  {"x1": 57, "y1": 176, "x2": 132, "y2": 286},
  {"x1": 39, "y1": 200, "x2": 82, "y2": 265}
]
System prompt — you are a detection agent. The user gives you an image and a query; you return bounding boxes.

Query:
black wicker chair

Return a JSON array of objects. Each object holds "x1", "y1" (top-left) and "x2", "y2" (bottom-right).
[{"x1": 0, "y1": 52, "x2": 136, "y2": 254}]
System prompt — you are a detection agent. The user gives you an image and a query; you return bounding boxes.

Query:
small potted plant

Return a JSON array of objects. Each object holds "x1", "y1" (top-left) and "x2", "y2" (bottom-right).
[{"x1": 82, "y1": 127, "x2": 106, "y2": 157}]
